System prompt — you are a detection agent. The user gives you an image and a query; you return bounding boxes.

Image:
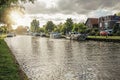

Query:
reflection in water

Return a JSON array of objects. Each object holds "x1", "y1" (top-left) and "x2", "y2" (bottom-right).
[{"x1": 5, "y1": 36, "x2": 120, "y2": 80}]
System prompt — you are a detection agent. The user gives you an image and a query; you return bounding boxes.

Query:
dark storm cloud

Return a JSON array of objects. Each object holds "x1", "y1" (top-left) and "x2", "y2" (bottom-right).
[{"x1": 24, "y1": 0, "x2": 120, "y2": 14}]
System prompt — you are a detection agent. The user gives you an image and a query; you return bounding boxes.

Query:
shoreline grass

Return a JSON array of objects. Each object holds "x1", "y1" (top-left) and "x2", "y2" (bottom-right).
[
  {"x1": 0, "y1": 38, "x2": 28, "y2": 80},
  {"x1": 87, "y1": 36, "x2": 120, "y2": 40},
  {"x1": 86, "y1": 36, "x2": 120, "y2": 42}
]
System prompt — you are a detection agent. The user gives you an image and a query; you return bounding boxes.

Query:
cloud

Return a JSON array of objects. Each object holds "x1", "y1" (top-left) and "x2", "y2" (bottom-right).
[
  {"x1": 21, "y1": 0, "x2": 120, "y2": 26},
  {"x1": 23, "y1": 0, "x2": 120, "y2": 14},
  {"x1": 23, "y1": 0, "x2": 60, "y2": 14},
  {"x1": 57, "y1": 0, "x2": 120, "y2": 14},
  {"x1": 87, "y1": 9, "x2": 113, "y2": 18}
]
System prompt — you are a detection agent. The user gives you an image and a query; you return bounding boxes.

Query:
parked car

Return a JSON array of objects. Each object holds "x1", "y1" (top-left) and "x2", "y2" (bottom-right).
[
  {"x1": 100, "y1": 31, "x2": 108, "y2": 36},
  {"x1": 105, "y1": 29, "x2": 113, "y2": 36}
]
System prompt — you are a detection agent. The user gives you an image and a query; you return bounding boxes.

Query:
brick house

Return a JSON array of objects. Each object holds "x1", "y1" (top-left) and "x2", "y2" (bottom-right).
[
  {"x1": 85, "y1": 15, "x2": 120, "y2": 35},
  {"x1": 85, "y1": 18, "x2": 99, "y2": 28},
  {"x1": 99, "y1": 15, "x2": 120, "y2": 31}
]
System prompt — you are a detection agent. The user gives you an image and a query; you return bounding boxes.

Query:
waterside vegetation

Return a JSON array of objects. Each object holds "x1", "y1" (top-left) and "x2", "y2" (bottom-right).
[{"x1": 0, "y1": 37, "x2": 28, "y2": 80}]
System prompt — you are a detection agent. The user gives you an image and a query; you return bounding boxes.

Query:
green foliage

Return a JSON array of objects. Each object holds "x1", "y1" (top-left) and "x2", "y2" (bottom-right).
[
  {"x1": 87, "y1": 28, "x2": 99, "y2": 36},
  {"x1": 113, "y1": 23, "x2": 120, "y2": 36},
  {"x1": 0, "y1": 39, "x2": 21, "y2": 80},
  {"x1": 53, "y1": 27, "x2": 59, "y2": 32},
  {"x1": 45, "y1": 21, "x2": 55, "y2": 33},
  {"x1": 117, "y1": 12, "x2": 120, "y2": 16},
  {"x1": 72, "y1": 23, "x2": 87, "y2": 33},
  {"x1": 64, "y1": 18, "x2": 73, "y2": 34},
  {"x1": 41, "y1": 18, "x2": 99, "y2": 36},
  {"x1": 115, "y1": 31, "x2": 120, "y2": 36},
  {"x1": 53, "y1": 23, "x2": 63, "y2": 33},
  {"x1": 72, "y1": 23, "x2": 78, "y2": 32},
  {"x1": 30, "y1": 19, "x2": 39, "y2": 32},
  {"x1": 39, "y1": 27, "x2": 45, "y2": 33},
  {"x1": 0, "y1": 26, "x2": 8, "y2": 34},
  {"x1": 59, "y1": 23, "x2": 66, "y2": 35},
  {"x1": 0, "y1": 0, "x2": 35, "y2": 24}
]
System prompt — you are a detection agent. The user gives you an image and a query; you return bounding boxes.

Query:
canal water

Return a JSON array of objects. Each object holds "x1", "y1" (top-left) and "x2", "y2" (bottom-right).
[{"x1": 5, "y1": 36, "x2": 120, "y2": 80}]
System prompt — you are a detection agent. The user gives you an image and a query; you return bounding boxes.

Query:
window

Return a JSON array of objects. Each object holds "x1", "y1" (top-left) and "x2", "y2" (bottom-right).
[{"x1": 105, "y1": 22, "x2": 108, "y2": 29}]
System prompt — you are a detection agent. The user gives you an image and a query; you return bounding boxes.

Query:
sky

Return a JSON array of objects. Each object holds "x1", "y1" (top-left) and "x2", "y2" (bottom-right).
[{"x1": 12, "y1": 0, "x2": 120, "y2": 29}]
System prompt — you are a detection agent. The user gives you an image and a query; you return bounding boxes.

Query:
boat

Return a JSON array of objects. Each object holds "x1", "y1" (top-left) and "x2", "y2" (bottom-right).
[
  {"x1": 7, "y1": 33, "x2": 16, "y2": 37},
  {"x1": 65, "y1": 32, "x2": 87, "y2": 41},
  {"x1": 40, "y1": 33, "x2": 46, "y2": 37},
  {"x1": 32, "y1": 33, "x2": 40, "y2": 36},
  {"x1": 50, "y1": 32, "x2": 62, "y2": 39}
]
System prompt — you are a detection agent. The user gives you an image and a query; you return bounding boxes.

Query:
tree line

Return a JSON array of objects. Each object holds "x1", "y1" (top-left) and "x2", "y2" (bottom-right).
[{"x1": 30, "y1": 18, "x2": 87, "y2": 35}]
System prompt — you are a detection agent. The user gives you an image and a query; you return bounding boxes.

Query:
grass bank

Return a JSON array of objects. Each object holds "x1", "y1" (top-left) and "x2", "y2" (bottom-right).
[
  {"x1": 87, "y1": 36, "x2": 120, "y2": 42},
  {"x1": 0, "y1": 38, "x2": 28, "y2": 80}
]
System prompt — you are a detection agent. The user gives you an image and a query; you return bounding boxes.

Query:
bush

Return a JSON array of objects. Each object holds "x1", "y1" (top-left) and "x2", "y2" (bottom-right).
[
  {"x1": 113, "y1": 31, "x2": 120, "y2": 36},
  {"x1": 87, "y1": 28, "x2": 99, "y2": 36}
]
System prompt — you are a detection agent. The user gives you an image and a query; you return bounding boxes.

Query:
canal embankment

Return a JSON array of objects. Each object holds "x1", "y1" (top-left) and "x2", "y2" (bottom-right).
[
  {"x1": 0, "y1": 38, "x2": 29, "y2": 80},
  {"x1": 86, "y1": 36, "x2": 120, "y2": 42}
]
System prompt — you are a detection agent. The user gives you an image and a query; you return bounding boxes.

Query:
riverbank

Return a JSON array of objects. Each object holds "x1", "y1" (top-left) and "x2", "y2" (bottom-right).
[
  {"x1": 0, "y1": 38, "x2": 29, "y2": 80},
  {"x1": 87, "y1": 36, "x2": 120, "y2": 42}
]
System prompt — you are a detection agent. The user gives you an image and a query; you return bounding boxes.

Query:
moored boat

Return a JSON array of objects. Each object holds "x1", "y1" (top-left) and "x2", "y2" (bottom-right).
[
  {"x1": 65, "y1": 32, "x2": 87, "y2": 41},
  {"x1": 50, "y1": 32, "x2": 62, "y2": 39}
]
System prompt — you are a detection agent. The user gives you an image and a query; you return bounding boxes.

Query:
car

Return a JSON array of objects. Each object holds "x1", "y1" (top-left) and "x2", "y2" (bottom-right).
[
  {"x1": 100, "y1": 31, "x2": 108, "y2": 36},
  {"x1": 105, "y1": 29, "x2": 113, "y2": 36}
]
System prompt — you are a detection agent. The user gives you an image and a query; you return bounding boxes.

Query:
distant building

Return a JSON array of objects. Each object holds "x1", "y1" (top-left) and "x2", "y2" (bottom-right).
[
  {"x1": 85, "y1": 14, "x2": 120, "y2": 35},
  {"x1": 99, "y1": 14, "x2": 120, "y2": 31},
  {"x1": 85, "y1": 18, "x2": 99, "y2": 28}
]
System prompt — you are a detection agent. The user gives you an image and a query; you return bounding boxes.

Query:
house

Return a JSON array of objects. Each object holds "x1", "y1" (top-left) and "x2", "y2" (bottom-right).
[
  {"x1": 85, "y1": 14, "x2": 120, "y2": 35},
  {"x1": 85, "y1": 18, "x2": 99, "y2": 28},
  {"x1": 99, "y1": 15, "x2": 120, "y2": 31}
]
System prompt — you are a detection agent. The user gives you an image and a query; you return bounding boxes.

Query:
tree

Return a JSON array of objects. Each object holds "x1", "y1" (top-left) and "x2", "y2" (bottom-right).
[
  {"x1": 30, "y1": 19, "x2": 39, "y2": 32},
  {"x1": 72, "y1": 23, "x2": 87, "y2": 33},
  {"x1": 39, "y1": 27, "x2": 45, "y2": 33},
  {"x1": 64, "y1": 18, "x2": 73, "y2": 34},
  {"x1": 117, "y1": 12, "x2": 120, "y2": 16},
  {"x1": 0, "y1": 26, "x2": 8, "y2": 34},
  {"x1": 113, "y1": 23, "x2": 120, "y2": 36},
  {"x1": 53, "y1": 23, "x2": 63, "y2": 33},
  {"x1": 45, "y1": 21, "x2": 55, "y2": 33},
  {"x1": 60, "y1": 23, "x2": 66, "y2": 35},
  {"x1": 0, "y1": 0, "x2": 34, "y2": 25},
  {"x1": 78, "y1": 23, "x2": 87, "y2": 33},
  {"x1": 15, "y1": 26, "x2": 27, "y2": 34},
  {"x1": 72, "y1": 23, "x2": 79, "y2": 32}
]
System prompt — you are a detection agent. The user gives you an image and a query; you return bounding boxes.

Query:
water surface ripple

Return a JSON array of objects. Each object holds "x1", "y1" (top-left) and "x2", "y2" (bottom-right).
[{"x1": 5, "y1": 36, "x2": 120, "y2": 80}]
